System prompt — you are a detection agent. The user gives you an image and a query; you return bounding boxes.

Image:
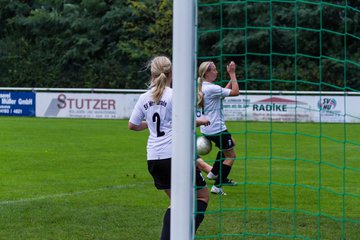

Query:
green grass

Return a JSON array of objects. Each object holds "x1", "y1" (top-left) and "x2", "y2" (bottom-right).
[{"x1": 1, "y1": 117, "x2": 359, "y2": 239}]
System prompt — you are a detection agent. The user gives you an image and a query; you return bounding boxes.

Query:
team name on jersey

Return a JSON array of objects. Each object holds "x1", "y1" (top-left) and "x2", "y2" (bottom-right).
[{"x1": 143, "y1": 100, "x2": 167, "y2": 110}]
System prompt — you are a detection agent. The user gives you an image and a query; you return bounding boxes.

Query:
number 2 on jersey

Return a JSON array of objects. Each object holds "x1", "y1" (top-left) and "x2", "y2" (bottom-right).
[{"x1": 152, "y1": 113, "x2": 165, "y2": 137}]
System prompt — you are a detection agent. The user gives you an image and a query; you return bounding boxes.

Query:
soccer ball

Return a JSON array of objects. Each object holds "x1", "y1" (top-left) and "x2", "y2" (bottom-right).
[{"x1": 197, "y1": 136, "x2": 212, "y2": 155}]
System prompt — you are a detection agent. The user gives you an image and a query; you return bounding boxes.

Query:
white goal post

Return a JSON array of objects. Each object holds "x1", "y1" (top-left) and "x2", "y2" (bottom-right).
[{"x1": 171, "y1": 0, "x2": 196, "y2": 239}]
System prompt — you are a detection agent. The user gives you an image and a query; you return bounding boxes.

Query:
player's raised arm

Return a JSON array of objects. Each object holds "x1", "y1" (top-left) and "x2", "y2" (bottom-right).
[{"x1": 225, "y1": 61, "x2": 239, "y2": 96}]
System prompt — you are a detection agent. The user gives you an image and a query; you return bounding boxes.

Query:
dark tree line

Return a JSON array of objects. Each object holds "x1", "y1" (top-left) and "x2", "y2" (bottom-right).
[
  {"x1": 0, "y1": 0, "x2": 172, "y2": 89},
  {"x1": 198, "y1": 0, "x2": 360, "y2": 91},
  {"x1": 0, "y1": 0, "x2": 359, "y2": 91}
]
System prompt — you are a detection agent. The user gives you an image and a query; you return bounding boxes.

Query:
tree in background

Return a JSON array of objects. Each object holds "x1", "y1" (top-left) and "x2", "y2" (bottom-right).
[
  {"x1": 0, "y1": 0, "x2": 172, "y2": 89},
  {"x1": 198, "y1": 1, "x2": 360, "y2": 91},
  {"x1": 0, "y1": 0, "x2": 359, "y2": 91}
]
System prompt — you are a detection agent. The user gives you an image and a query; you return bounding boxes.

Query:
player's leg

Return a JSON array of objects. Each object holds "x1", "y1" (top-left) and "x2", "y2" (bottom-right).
[
  {"x1": 195, "y1": 167, "x2": 209, "y2": 232},
  {"x1": 203, "y1": 135, "x2": 224, "y2": 179},
  {"x1": 160, "y1": 206, "x2": 171, "y2": 240},
  {"x1": 147, "y1": 159, "x2": 172, "y2": 240},
  {"x1": 207, "y1": 151, "x2": 225, "y2": 179},
  {"x1": 196, "y1": 156, "x2": 212, "y2": 173},
  {"x1": 219, "y1": 147, "x2": 236, "y2": 185},
  {"x1": 160, "y1": 190, "x2": 171, "y2": 240},
  {"x1": 217, "y1": 132, "x2": 236, "y2": 186},
  {"x1": 195, "y1": 188, "x2": 209, "y2": 231},
  {"x1": 211, "y1": 132, "x2": 236, "y2": 194}
]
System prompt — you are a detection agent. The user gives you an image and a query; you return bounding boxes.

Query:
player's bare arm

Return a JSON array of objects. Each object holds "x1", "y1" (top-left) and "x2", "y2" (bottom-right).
[
  {"x1": 196, "y1": 117, "x2": 210, "y2": 127},
  {"x1": 225, "y1": 61, "x2": 240, "y2": 96},
  {"x1": 128, "y1": 121, "x2": 148, "y2": 131}
]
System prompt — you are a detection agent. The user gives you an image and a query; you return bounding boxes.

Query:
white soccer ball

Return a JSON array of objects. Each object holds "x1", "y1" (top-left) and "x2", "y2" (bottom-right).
[{"x1": 197, "y1": 136, "x2": 212, "y2": 155}]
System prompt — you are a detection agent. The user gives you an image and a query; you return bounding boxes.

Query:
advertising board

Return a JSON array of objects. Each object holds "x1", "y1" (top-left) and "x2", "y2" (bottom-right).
[{"x1": 0, "y1": 92, "x2": 35, "y2": 116}]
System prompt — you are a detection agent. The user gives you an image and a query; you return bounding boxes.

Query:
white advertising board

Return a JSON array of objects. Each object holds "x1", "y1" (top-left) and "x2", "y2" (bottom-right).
[
  {"x1": 36, "y1": 92, "x2": 360, "y2": 123},
  {"x1": 223, "y1": 95, "x2": 360, "y2": 123},
  {"x1": 36, "y1": 92, "x2": 139, "y2": 119}
]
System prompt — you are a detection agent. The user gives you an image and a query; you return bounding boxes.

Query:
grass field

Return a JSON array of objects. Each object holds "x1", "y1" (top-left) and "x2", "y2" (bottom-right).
[{"x1": 1, "y1": 117, "x2": 359, "y2": 239}]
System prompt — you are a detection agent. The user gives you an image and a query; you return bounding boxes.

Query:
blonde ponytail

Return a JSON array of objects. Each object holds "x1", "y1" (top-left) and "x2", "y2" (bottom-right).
[
  {"x1": 152, "y1": 73, "x2": 168, "y2": 103},
  {"x1": 197, "y1": 61, "x2": 212, "y2": 108},
  {"x1": 197, "y1": 76, "x2": 204, "y2": 108},
  {"x1": 148, "y1": 56, "x2": 172, "y2": 103}
]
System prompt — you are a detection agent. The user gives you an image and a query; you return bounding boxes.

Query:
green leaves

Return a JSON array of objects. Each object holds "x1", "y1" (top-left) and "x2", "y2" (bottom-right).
[
  {"x1": 0, "y1": 1, "x2": 359, "y2": 91},
  {"x1": 198, "y1": 1, "x2": 360, "y2": 91},
  {"x1": 0, "y1": 0, "x2": 172, "y2": 89}
]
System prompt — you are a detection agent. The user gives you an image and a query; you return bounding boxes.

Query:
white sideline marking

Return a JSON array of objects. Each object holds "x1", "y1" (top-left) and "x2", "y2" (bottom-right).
[{"x1": 0, "y1": 182, "x2": 153, "y2": 205}]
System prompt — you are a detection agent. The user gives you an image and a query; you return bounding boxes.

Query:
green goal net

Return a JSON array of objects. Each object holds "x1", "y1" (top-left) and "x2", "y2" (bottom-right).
[{"x1": 195, "y1": 0, "x2": 360, "y2": 239}]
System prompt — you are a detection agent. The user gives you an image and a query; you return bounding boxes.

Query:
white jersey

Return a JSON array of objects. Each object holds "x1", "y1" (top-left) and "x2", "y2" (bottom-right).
[
  {"x1": 129, "y1": 87, "x2": 172, "y2": 160},
  {"x1": 199, "y1": 82, "x2": 231, "y2": 135}
]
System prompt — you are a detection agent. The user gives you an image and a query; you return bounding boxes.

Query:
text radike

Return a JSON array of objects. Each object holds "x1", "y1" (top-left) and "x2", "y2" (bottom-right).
[{"x1": 253, "y1": 104, "x2": 287, "y2": 112}]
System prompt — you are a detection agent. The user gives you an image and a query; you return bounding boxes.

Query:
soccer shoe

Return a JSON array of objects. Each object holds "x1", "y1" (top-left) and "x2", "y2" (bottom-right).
[
  {"x1": 207, "y1": 172, "x2": 218, "y2": 180},
  {"x1": 210, "y1": 185, "x2": 227, "y2": 195},
  {"x1": 223, "y1": 178, "x2": 237, "y2": 186}
]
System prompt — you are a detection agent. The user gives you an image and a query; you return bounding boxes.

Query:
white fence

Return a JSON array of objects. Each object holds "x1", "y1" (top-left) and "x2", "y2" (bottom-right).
[{"x1": 1, "y1": 88, "x2": 360, "y2": 123}]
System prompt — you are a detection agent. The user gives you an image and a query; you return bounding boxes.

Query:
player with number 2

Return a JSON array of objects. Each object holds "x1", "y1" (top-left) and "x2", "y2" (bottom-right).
[{"x1": 128, "y1": 56, "x2": 209, "y2": 240}]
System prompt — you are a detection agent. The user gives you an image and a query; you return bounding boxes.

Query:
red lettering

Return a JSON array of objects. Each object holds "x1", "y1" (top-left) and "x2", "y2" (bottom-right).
[
  {"x1": 109, "y1": 99, "x2": 115, "y2": 110},
  {"x1": 68, "y1": 98, "x2": 74, "y2": 109},
  {"x1": 93, "y1": 99, "x2": 100, "y2": 109},
  {"x1": 57, "y1": 96, "x2": 116, "y2": 110},
  {"x1": 85, "y1": 99, "x2": 91, "y2": 109},
  {"x1": 101, "y1": 99, "x2": 107, "y2": 109},
  {"x1": 57, "y1": 94, "x2": 66, "y2": 108},
  {"x1": 76, "y1": 99, "x2": 83, "y2": 109}
]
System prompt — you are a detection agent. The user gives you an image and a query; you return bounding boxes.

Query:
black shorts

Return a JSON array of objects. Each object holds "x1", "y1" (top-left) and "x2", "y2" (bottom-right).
[
  {"x1": 204, "y1": 130, "x2": 234, "y2": 150},
  {"x1": 147, "y1": 158, "x2": 206, "y2": 190}
]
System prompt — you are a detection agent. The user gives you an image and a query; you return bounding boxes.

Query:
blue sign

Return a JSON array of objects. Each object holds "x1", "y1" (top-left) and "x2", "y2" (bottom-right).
[{"x1": 0, "y1": 92, "x2": 36, "y2": 116}]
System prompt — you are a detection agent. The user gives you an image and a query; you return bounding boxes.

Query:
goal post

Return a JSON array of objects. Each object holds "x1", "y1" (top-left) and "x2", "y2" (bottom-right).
[{"x1": 171, "y1": 0, "x2": 196, "y2": 239}]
